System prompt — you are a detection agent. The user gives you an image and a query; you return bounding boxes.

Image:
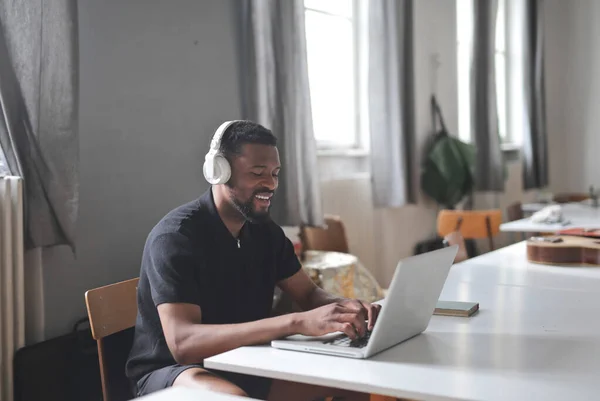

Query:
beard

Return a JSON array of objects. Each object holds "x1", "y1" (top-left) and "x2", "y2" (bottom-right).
[{"x1": 229, "y1": 189, "x2": 273, "y2": 224}]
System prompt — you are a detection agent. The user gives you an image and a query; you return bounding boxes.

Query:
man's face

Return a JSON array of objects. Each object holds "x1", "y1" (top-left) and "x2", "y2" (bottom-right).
[{"x1": 225, "y1": 143, "x2": 281, "y2": 223}]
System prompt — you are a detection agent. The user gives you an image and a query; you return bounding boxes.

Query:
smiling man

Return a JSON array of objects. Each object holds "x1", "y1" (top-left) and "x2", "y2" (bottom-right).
[{"x1": 126, "y1": 120, "x2": 380, "y2": 400}]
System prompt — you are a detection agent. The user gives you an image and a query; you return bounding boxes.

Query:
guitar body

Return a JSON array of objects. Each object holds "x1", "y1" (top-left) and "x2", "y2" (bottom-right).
[{"x1": 526, "y1": 235, "x2": 600, "y2": 266}]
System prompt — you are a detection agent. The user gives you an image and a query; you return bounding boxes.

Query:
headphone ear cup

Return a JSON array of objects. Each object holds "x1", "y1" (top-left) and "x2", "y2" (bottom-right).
[
  {"x1": 203, "y1": 154, "x2": 216, "y2": 184},
  {"x1": 203, "y1": 154, "x2": 231, "y2": 185},
  {"x1": 212, "y1": 154, "x2": 231, "y2": 184}
]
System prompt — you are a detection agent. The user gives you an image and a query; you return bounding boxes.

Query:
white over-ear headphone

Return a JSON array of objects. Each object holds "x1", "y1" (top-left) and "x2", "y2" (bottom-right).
[{"x1": 203, "y1": 120, "x2": 240, "y2": 185}]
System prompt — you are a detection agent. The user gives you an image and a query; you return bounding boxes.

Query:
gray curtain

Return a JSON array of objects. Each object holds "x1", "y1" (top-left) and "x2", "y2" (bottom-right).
[
  {"x1": 471, "y1": 0, "x2": 504, "y2": 192},
  {"x1": 521, "y1": 0, "x2": 548, "y2": 189},
  {"x1": 236, "y1": 0, "x2": 323, "y2": 227},
  {"x1": 0, "y1": 1, "x2": 79, "y2": 251},
  {"x1": 368, "y1": 0, "x2": 415, "y2": 208}
]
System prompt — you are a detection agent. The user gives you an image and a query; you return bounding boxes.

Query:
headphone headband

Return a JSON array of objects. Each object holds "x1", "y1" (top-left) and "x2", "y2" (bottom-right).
[{"x1": 209, "y1": 120, "x2": 241, "y2": 154}]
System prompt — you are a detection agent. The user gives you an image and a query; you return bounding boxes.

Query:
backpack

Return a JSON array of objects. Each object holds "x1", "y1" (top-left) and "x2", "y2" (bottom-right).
[{"x1": 420, "y1": 96, "x2": 476, "y2": 209}]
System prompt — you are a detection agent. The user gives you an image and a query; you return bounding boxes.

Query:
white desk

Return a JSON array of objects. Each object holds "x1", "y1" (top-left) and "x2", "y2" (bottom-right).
[
  {"x1": 136, "y1": 387, "x2": 256, "y2": 400},
  {"x1": 444, "y1": 242, "x2": 600, "y2": 293},
  {"x1": 205, "y1": 244, "x2": 600, "y2": 401},
  {"x1": 500, "y1": 203, "x2": 600, "y2": 233}
]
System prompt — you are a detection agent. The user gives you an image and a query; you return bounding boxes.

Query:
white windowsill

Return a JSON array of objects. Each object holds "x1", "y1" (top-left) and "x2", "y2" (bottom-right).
[
  {"x1": 501, "y1": 142, "x2": 521, "y2": 152},
  {"x1": 317, "y1": 148, "x2": 369, "y2": 157}
]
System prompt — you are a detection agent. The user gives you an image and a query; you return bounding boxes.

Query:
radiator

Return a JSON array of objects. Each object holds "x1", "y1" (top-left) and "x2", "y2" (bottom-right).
[{"x1": 0, "y1": 176, "x2": 25, "y2": 401}]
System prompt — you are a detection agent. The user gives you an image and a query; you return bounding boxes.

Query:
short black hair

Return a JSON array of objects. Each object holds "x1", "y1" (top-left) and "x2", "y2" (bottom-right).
[{"x1": 219, "y1": 120, "x2": 277, "y2": 160}]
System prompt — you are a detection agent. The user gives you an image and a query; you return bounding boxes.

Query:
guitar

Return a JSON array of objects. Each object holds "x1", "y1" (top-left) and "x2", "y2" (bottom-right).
[
  {"x1": 526, "y1": 235, "x2": 600, "y2": 266},
  {"x1": 556, "y1": 228, "x2": 600, "y2": 238}
]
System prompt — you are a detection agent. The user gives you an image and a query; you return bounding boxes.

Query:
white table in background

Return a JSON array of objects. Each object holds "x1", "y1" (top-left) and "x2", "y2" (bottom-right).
[
  {"x1": 521, "y1": 201, "x2": 555, "y2": 213},
  {"x1": 500, "y1": 202, "x2": 600, "y2": 233},
  {"x1": 205, "y1": 243, "x2": 600, "y2": 401},
  {"x1": 136, "y1": 387, "x2": 256, "y2": 400}
]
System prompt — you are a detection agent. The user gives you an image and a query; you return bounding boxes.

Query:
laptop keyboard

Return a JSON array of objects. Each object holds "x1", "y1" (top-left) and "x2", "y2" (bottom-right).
[{"x1": 325, "y1": 330, "x2": 372, "y2": 348}]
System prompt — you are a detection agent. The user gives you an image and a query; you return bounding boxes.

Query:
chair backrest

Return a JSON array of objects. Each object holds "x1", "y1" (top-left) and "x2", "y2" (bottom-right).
[
  {"x1": 506, "y1": 201, "x2": 524, "y2": 222},
  {"x1": 437, "y1": 209, "x2": 502, "y2": 250},
  {"x1": 300, "y1": 215, "x2": 350, "y2": 254},
  {"x1": 553, "y1": 193, "x2": 590, "y2": 204},
  {"x1": 85, "y1": 278, "x2": 139, "y2": 401}
]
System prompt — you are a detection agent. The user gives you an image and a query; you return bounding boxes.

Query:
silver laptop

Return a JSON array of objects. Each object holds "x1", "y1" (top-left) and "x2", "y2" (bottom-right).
[{"x1": 271, "y1": 245, "x2": 458, "y2": 359}]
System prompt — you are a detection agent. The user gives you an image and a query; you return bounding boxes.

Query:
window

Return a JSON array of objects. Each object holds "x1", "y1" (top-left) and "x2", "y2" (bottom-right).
[
  {"x1": 304, "y1": 0, "x2": 365, "y2": 150},
  {"x1": 0, "y1": 147, "x2": 9, "y2": 176},
  {"x1": 457, "y1": 0, "x2": 510, "y2": 144}
]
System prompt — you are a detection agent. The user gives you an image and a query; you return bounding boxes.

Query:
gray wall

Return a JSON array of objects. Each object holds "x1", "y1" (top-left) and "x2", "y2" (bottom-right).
[
  {"x1": 43, "y1": 0, "x2": 241, "y2": 338},
  {"x1": 561, "y1": 0, "x2": 600, "y2": 192},
  {"x1": 544, "y1": 0, "x2": 600, "y2": 193}
]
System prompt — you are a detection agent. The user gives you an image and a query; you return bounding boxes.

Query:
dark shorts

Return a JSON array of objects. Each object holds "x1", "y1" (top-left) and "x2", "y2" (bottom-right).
[{"x1": 135, "y1": 364, "x2": 272, "y2": 400}]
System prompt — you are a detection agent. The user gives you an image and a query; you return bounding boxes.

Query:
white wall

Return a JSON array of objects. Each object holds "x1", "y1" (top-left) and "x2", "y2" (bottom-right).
[
  {"x1": 43, "y1": 0, "x2": 241, "y2": 338},
  {"x1": 554, "y1": 0, "x2": 600, "y2": 192},
  {"x1": 540, "y1": 0, "x2": 600, "y2": 193},
  {"x1": 544, "y1": 0, "x2": 570, "y2": 193}
]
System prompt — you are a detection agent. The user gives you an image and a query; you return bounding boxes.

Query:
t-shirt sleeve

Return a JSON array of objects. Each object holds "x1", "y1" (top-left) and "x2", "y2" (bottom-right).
[
  {"x1": 274, "y1": 226, "x2": 302, "y2": 282},
  {"x1": 145, "y1": 232, "x2": 202, "y2": 307}
]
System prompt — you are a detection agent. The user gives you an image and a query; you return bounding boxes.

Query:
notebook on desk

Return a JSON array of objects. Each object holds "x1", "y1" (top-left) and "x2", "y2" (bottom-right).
[{"x1": 434, "y1": 301, "x2": 479, "y2": 317}]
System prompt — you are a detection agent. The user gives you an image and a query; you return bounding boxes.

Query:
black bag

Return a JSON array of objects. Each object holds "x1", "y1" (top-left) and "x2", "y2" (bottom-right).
[
  {"x1": 413, "y1": 237, "x2": 445, "y2": 255},
  {"x1": 420, "y1": 96, "x2": 476, "y2": 209},
  {"x1": 413, "y1": 236, "x2": 479, "y2": 258},
  {"x1": 14, "y1": 318, "x2": 103, "y2": 401}
]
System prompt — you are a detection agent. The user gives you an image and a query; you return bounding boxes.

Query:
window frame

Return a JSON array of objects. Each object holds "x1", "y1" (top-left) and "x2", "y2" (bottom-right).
[
  {"x1": 304, "y1": 0, "x2": 365, "y2": 152},
  {"x1": 456, "y1": 0, "x2": 514, "y2": 145}
]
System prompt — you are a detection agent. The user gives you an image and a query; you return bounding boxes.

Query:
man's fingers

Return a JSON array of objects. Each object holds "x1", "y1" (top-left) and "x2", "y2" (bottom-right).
[
  {"x1": 366, "y1": 304, "x2": 375, "y2": 330},
  {"x1": 374, "y1": 306, "x2": 381, "y2": 329},
  {"x1": 337, "y1": 322, "x2": 357, "y2": 339},
  {"x1": 336, "y1": 312, "x2": 362, "y2": 324},
  {"x1": 368, "y1": 304, "x2": 382, "y2": 330},
  {"x1": 335, "y1": 312, "x2": 367, "y2": 337},
  {"x1": 353, "y1": 315, "x2": 367, "y2": 337}
]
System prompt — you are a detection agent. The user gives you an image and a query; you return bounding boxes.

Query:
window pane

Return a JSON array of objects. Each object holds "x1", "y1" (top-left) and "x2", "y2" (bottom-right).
[
  {"x1": 495, "y1": 53, "x2": 507, "y2": 140},
  {"x1": 305, "y1": 10, "x2": 356, "y2": 147},
  {"x1": 495, "y1": 0, "x2": 506, "y2": 53},
  {"x1": 457, "y1": 42, "x2": 471, "y2": 142},
  {"x1": 304, "y1": 0, "x2": 352, "y2": 18},
  {"x1": 456, "y1": 0, "x2": 473, "y2": 46},
  {"x1": 456, "y1": 0, "x2": 473, "y2": 142}
]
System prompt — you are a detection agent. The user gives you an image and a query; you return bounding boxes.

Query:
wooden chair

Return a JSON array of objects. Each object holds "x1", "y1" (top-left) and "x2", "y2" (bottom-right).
[
  {"x1": 553, "y1": 193, "x2": 589, "y2": 204},
  {"x1": 506, "y1": 201, "x2": 528, "y2": 241},
  {"x1": 300, "y1": 214, "x2": 350, "y2": 254},
  {"x1": 85, "y1": 278, "x2": 139, "y2": 401},
  {"x1": 506, "y1": 201, "x2": 524, "y2": 221},
  {"x1": 437, "y1": 209, "x2": 502, "y2": 251}
]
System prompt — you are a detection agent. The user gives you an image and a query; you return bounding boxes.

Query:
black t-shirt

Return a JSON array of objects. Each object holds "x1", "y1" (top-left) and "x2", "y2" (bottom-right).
[{"x1": 125, "y1": 188, "x2": 301, "y2": 382}]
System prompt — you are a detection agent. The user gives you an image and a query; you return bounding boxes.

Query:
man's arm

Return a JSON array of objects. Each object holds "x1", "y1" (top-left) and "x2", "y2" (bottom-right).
[
  {"x1": 158, "y1": 301, "x2": 365, "y2": 365},
  {"x1": 158, "y1": 303, "x2": 296, "y2": 364},
  {"x1": 278, "y1": 269, "x2": 382, "y2": 331},
  {"x1": 277, "y1": 268, "x2": 343, "y2": 310}
]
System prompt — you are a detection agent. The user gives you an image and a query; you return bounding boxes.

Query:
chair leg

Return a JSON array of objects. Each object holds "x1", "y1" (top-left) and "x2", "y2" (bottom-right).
[
  {"x1": 370, "y1": 396, "x2": 396, "y2": 401},
  {"x1": 370, "y1": 395, "x2": 411, "y2": 401},
  {"x1": 485, "y1": 216, "x2": 494, "y2": 251}
]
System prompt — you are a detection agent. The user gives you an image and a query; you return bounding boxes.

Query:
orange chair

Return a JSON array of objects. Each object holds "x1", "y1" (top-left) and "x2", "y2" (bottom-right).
[{"x1": 437, "y1": 209, "x2": 502, "y2": 251}]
